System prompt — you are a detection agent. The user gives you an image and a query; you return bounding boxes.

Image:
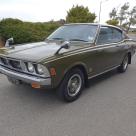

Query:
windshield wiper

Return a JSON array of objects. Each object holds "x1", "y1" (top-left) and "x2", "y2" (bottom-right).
[
  {"x1": 69, "y1": 39, "x2": 88, "y2": 42},
  {"x1": 50, "y1": 37, "x2": 64, "y2": 41}
]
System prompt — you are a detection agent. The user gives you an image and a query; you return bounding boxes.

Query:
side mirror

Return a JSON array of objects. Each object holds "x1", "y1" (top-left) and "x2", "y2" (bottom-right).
[
  {"x1": 55, "y1": 41, "x2": 70, "y2": 55},
  {"x1": 5, "y1": 37, "x2": 14, "y2": 47},
  {"x1": 61, "y1": 41, "x2": 70, "y2": 49}
]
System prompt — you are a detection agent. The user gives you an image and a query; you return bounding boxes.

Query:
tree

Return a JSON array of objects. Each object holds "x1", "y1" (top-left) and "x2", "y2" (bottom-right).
[
  {"x1": 106, "y1": 2, "x2": 136, "y2": 32},
  {"x1": 106, "y1": 19, "x2": 119, "y2": 26},
  {"x1": 0, "y1": 36, "x2": 5, "y2": 47},
  {"x1": 107, "y1": 8, "x2": 119, "y2": 26},
  {"x1": 110, "y1": 8, "x2": 117, "y2": 20},
  {"x1": 126, "y1": 6, "x2": 136, "y2": 32},
  {"x1": 118, "y1": 3, "x2": 129, "y2": 26},
  {"x1": 66, "y1": 5, "x2": 96, "y2": 23}
]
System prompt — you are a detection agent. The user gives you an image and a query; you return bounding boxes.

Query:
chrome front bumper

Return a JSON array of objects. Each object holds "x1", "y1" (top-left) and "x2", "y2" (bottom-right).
[{"x1": 0, "y1": 66, "x2": 51, "y2": 86}]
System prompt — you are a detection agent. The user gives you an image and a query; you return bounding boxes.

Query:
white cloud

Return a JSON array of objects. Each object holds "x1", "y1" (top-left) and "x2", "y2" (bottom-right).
[{"x1": 0, "y1": 0, "x2": 135, "y2": 23}]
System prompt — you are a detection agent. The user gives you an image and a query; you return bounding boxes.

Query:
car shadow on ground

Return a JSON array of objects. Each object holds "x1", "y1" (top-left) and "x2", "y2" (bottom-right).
[
  {"x1": 5, "y1": 69, "x2": 119, "y2": 106},
  {"x1": 87, "y1": 69, "x2": 118, "y2": 88}
]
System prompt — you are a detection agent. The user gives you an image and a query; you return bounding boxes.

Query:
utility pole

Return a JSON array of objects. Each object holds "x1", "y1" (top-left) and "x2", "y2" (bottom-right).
[
  {"x1": 99, "y1": 1, "x2": 102, "y2": 23},
  {"x1": 99, "y1": 0, "x2": 109, "y2": 23}
]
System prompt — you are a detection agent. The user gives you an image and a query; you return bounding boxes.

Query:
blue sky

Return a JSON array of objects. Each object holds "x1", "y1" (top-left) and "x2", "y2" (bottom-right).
[{"x1": 0, "y1": 0, "x2": 135, "y2": 23}]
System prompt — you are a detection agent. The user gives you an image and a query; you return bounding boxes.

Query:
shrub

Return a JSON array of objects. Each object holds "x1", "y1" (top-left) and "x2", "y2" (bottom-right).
[
  {"x1": 66, "y1": 5, "x2": 96, "y2": 23},
  {"x1": 0, "y1": 18, "x2": 60, "y2": 44}
]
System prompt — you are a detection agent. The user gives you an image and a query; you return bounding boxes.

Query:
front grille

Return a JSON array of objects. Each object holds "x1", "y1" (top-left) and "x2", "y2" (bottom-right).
[
  {"x1": 9, "y1": 60, "x2": 22, "y2": 70},
  {"x1": 0, "y1": 57, "x2": 22, "y2": 71},
  {"x1": 0, "y1": 57, "x2": 8, "y2": 65},
  {"x1": 0, "y1": 57, "x2": 46, "y2": 78}
]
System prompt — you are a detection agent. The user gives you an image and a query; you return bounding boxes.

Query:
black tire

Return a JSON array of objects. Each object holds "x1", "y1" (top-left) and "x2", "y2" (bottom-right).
[
  {"x1": 57, "y1": 68, "x2": 85, "y2": 102},
  {"x1": 117, "y1": 55, "x2": 129, "y2": 73}
]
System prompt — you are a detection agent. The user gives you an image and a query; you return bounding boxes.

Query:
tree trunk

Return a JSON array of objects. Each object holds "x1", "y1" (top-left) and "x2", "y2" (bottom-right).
[
  {"x1": 0, "y1": 37, "x2": 5, "y2": 48},
  {"x1": 127, "y1": 23, "x2": 131, "y2": 33},
  {"x1": 127, "y1": 14, "x2": 133, "y2": 33}
]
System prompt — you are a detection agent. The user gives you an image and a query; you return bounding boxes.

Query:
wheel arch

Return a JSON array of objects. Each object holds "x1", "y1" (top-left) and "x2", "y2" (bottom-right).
[{"x1": 63, "y1": 62, "x2": 89, "y2": 87}]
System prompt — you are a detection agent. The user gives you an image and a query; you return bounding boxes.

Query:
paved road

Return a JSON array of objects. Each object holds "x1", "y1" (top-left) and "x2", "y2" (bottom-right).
[
  {"x1": 0, "y1": 57, "x2": 136, "y2": 136},
  {"x1": 129, "y1": 34, "x2": 136, "y2": 40}
]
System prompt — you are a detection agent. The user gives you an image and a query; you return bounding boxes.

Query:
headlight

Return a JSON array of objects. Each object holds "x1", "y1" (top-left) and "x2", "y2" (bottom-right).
[
  {"x1": 27, "y1": 62, "x2": 34, "y2": 73},
  {"x1": 37, "y1": 64, "x2": 50, "y2": 77},
  {"x1": 37, "y1": 64, "x2": 44, "y2": 75}
]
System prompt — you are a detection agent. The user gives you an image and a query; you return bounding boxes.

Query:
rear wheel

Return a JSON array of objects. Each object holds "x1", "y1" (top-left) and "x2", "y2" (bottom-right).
[
  {"x1": 57, "y1": 68, "x2": 85, "y2": 102},
  {"x1": 118, "y1": 55, "x2": 129, "y2": 73}
]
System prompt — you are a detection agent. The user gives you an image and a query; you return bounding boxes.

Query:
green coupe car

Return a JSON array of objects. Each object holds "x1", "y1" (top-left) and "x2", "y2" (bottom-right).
[{"x1": 0, "y1": 23, "x2": 136, "y2": 102}]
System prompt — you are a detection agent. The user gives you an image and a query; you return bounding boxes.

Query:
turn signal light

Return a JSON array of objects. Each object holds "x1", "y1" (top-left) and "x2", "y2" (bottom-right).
[
  {"x1": 31, "y1": 83, "x2": 41, "y2": 89},
  {"x1": 50, "y1": 67, "x2": 56, "y2": 76}
]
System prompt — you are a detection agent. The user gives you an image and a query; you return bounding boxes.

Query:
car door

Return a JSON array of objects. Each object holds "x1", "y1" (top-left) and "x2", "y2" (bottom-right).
[
  {"x1": 111, "y1": 28, "x2": 128, "y2": 65},
  {"x1": 94, "y1": 26, "x2": 124, "y2": 73}
]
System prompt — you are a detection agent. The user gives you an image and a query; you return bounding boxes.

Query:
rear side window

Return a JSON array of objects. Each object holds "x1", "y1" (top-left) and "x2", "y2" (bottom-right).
[
  {"x1": 112, "y1": 28, "x2": 122, "y2": 42},
  {"x1": 97, "y1": 26, "x2": 123, "y2": 45}
]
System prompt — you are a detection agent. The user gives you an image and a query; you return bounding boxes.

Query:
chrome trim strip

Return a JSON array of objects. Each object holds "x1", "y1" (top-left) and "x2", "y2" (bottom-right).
[
  {"x1": 0, "y1": 66, "x2": 51, "y2": 85},
  {"x1": 44, "y1": 43, "x2": 124, "y2": 63},
  {"x1": 95, "y1": 39, "x2": 125, "y2": 47},
  {"x1": 88, "y1": 65, "x2": 120, "y2": 79}
]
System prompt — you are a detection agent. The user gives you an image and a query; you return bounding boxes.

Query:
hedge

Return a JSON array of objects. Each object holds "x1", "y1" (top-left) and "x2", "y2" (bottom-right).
[{"x1": 0, "y1": 18, "x2": 61, "y2": 44}]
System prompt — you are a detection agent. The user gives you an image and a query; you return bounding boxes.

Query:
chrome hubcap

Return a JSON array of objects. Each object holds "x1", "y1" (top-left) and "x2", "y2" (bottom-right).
[
  {"x1": 67, "y1": 74, "x2": 82, "y2": 97},
  {"x1": 123, "y1": 57, "x2": 128, "y2": 70}
]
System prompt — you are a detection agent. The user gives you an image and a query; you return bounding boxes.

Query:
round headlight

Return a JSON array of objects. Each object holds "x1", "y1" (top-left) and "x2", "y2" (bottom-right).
[
  {"x1": 37, "y1": 64, "x2": 44, "y2": 75},
  {"x1": 27, "y1": 62, "x2": 34, "y2": 73}
]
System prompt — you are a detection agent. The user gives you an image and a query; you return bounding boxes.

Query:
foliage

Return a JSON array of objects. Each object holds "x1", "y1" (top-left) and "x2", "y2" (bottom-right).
[
  {"x1": 106, "y1": 19, "x2": 119, "y2": 26},
  {"x1": 107, "y1": 3, "x2": 136, "y2": 32},
  {"x1": 66, "y1": 5, "x2": 96, "y2": 23},
  {"x1": 0, "y1": 5, "x2": 96, "y2": 44},
  {"x1": 117, "y1": 3, "x2": 129, "y2": 26},
  {"x1": 126, "y1": 6, "x2": 136, "y2": 31},
  {"x1": 0, "y1": 18, "x2": 60, "y2": 44},
  {"x1": 109, "y1": 8, "x2": 117, "y2": 20}
]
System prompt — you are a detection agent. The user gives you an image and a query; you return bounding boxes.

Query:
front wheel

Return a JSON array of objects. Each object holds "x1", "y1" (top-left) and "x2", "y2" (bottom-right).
[
  {"x1": 117, "y1": 55, "x2": 129, "y2": 73},
  {"x1": 57, "y1": 68, "x2": 85, "y2": 102}
]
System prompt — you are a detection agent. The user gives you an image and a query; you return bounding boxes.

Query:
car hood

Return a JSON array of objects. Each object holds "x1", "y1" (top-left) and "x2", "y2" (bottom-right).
[{"x1": 0, "y1": 41, "x2": 90, "y2": 62}]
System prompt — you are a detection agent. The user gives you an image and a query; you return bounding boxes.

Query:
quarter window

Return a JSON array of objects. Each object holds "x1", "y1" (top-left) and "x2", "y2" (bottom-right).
[
  {"x1": 112, "y1": 28, "x2": 122, "y2": 42},
  {"x1": 97, "y1": 26, "x2": 123, "y2": 45}
]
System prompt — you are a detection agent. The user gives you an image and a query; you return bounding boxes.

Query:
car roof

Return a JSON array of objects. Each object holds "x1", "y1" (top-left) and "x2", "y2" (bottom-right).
[
  {"x1": 64, "y1": 23, "x2": 99, "y2": 27},
  {"x1": 64, "y1": 23, "x2": 123, "y2": 32}
]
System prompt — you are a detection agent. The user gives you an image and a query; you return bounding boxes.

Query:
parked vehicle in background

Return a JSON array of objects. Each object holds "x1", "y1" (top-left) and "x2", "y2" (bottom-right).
[{"x1": 0, "y1": 23, "x2": 136, "y2": 102}]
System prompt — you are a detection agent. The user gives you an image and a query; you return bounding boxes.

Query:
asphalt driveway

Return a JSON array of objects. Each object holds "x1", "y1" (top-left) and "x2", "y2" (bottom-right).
[
  {"x1": 0, "y1": 34, "x2": 136, "y2": 136},
  {"x1": 0, "y1": 56, "x2": 136, "y2": 136}
]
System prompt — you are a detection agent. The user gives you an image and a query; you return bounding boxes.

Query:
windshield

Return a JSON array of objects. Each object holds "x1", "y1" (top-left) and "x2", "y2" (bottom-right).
[{"x1": 47, "y1": 25, "x2": 98, "y2": 43}]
